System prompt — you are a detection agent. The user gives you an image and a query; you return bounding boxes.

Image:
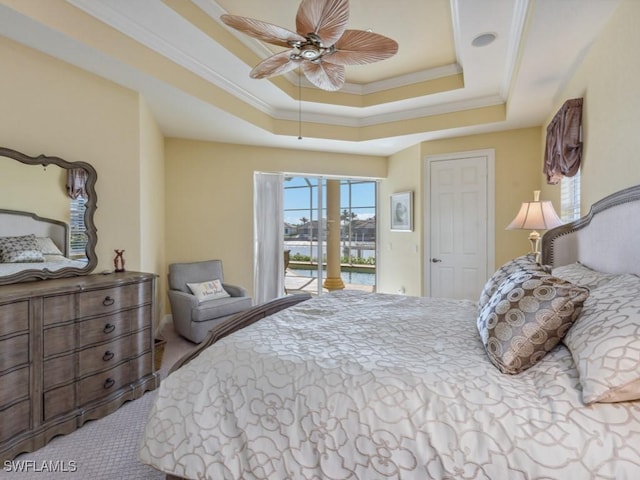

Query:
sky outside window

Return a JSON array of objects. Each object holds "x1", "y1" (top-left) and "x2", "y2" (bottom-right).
[{"x1": 284, "y1": 178, "x2": 376, "y2": 225}]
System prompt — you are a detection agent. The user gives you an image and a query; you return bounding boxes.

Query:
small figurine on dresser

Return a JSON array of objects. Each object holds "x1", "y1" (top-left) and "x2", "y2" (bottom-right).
[{"x1": 114, "y1": 249, "x2": 126, "y2": 272}]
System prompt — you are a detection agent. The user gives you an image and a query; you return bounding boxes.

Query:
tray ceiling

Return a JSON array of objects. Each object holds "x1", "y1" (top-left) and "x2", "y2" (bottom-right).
[{"x1": 0, "y1": 0, "x2": 621, "y2": 155}]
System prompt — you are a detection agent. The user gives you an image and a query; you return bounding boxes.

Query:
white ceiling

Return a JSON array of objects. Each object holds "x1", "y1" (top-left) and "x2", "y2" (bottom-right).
[{"x1": 0, "y1": 0, "x2": 621, "y2": 156}]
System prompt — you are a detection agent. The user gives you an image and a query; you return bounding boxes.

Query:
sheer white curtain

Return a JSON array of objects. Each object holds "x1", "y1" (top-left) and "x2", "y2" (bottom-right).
[{"x1": 253, "y1": 172, "x2": 284, "y2": 304}]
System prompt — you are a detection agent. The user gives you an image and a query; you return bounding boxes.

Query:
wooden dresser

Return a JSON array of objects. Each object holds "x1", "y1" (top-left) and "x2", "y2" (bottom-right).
[{"x1": 0, "y1": 271, "x2": 159, "y2": 460}]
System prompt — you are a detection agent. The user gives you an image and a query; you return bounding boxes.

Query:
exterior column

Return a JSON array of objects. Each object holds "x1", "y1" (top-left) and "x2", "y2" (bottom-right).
[{"x1": 323, "y1": 179, "x2": 345, "y2": 291}]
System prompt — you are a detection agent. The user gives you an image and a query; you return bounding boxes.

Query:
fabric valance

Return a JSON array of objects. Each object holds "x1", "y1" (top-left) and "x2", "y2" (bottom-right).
[
  {"x1": 544, "y1": 98, "x2": 583, "y2": 184},
  {"x1": 66, "y1": 168, "x2": 88, "y2": 199}
]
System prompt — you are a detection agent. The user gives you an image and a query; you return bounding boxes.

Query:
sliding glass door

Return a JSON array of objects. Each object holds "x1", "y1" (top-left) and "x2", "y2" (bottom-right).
[
  {"x1": 283, "y1": 176, "x2": 377, "y2": 295},
  {"x1": 283, "y1": 177, "x2": 325, "y2": 294}
]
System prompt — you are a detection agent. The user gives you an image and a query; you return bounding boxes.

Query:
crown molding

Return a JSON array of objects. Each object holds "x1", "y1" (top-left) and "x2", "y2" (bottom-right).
[
  {"x1": 66, "y1": 0, "x2": 276, "y2": 116},
  {"x1": 65, "y1": 0, "x2": 502, "y2": 130},
  {"x1": 272, "y1": 94, "x2": 505, "y2": 127},
  {"x1": 201, "y1": 0, "x2": 462, "y2": 95},
  {"x1": 193, "y1": 0, "x2": 275, "y2": 59},
  {"x1": 500, "y1": 0, "x2": 531, "y2": 99},
  {"x1": 450, "y1": 0, "x2": 464, "y2": 67},
  {"x1": 67, "y1": 0, "x2": 467, "y2": 116}
]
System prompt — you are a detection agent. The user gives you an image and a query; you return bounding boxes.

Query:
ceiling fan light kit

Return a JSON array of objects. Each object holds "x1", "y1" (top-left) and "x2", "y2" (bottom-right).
[{"x1": 220, "y1": 0, "x2": 398, "y2": 91}]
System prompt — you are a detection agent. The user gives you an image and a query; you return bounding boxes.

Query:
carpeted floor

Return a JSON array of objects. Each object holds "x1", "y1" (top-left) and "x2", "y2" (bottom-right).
[{"x1": 2, "y1": 323, "x2": 197, "y2": 480}]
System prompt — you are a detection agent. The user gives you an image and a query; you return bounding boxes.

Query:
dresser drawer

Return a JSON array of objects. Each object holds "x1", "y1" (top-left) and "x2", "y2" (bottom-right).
[
  {"x1": 0, "y1": 400, "x2": 30, "y2": 444},
  {"x1": 0, "y1": 334, "x2": 28, "y2": 372},
  {"x1": 130, "y1": 351, "x2": 153, "y2": 380},
  {"x1": 131, "y1": 327, "x2": 152, "y2": 356},
  {"x1": 78, "y1": 336, "x2": 131, "y2": 378},
  {"x1": 79, "y1": 311, "x2": 131, "y2": 347},
  {"x1": 0, "y1": 272, "x2": 157, "y2": 460},
  {"x1": 131, "y1": 304, "x2": 152, "y2": 332},
  {"x1": 44, "y1": 353, "x2": 75, "y2": 390},
  {"x1": 42, "y1": 294, "x2": 76, "y2": 327},
  {"x1": 43, "y1": 323, "x2": 75, "y2": 357},
  {"x1": 78, "y1": 364, "x2": 132, "y2": 406},
  {"x1": 0, "y1": 301, "x2": 29, "y2": 337},
  {"x1": 78, "y1": 281, "x2": 151, "y2": 318},
  {"x1": 43, "y1": 384, "x2": 75, "y2": 421},
  {"x1": 0, "y1": 367, "x2": 29, "y2": 408}
]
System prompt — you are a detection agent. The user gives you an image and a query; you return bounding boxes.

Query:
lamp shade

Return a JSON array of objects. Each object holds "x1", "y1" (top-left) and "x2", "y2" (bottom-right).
[{"x1": 506, "y1": 191, "x2": 563, "y2": 231}]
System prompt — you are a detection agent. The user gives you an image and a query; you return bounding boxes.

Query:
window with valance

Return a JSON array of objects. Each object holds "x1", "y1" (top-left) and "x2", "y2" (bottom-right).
[
  {"x1": 544, "y1": 98, "x2": 583, "y2": 185},
  {"x1": 66, "y1": 168, "x2": 89, "y2": 200},
  {"x1": 67, "y1": 168, "x2": 88, "y2": 257}
]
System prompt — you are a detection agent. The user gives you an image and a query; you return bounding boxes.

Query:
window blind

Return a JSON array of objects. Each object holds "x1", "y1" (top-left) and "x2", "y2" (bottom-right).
[
  {"x1": 69, "y1": 196, "x2": 87, "y2": 257},
  {"x1": 560, "y1": 169, "x2": 581, "y2": 222}
]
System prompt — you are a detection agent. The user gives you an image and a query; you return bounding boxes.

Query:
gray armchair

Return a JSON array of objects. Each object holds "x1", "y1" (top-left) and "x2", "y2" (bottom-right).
[{"x1": 168, "y1": 259, "x2": 252, "y2": 343}]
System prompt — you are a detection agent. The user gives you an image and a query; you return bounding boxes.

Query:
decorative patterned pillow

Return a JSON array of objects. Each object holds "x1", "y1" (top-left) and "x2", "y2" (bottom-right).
[
  {"x1": 187, "y1": 279, "x2": 230, "y2": 303},
  {"x1": 563, "y1": 273, "x2": 640, "y2": 404},
  {"x1": 0, "y1": 234, "x2": 45, "y2": 263},
  {"x1": 552, "y1": 262, "x2": 617, "y2": 289},
  {"x1": 478, "y1": 254, "x2": 551, "y2": 311},
  {"x1": 35, "y1": 237, "x2": 64, "y2": 256},
  {"x1": 477, "y1": 270, "x2": 589, "y2": 374}
]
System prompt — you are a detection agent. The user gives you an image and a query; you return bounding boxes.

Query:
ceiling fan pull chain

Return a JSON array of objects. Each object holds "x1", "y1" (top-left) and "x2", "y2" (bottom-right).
[{"x1": 298, "y1": 69, "x2": 303, "y2": 140}]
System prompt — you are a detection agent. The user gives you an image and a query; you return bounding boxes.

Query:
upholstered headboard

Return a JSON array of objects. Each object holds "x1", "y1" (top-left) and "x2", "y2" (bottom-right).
[
  {"x1": 0, "y1": 209, "x2": 69, "y2": 257},
  {"x1": 542, "y1": 184, "x2": 640, "y2": 276}
]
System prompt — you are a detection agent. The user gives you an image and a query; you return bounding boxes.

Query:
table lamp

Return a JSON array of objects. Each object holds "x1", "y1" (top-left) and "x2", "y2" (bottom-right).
[{"x1": 506, "y1": 190, "x2": 563, "y2": 262}]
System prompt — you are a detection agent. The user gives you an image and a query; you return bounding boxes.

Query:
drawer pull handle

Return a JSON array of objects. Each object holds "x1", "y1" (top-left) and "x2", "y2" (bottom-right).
[
  {"x1": 103, "y1": 296, "x2": 115, "y2": 307},
  {"x1": 103, "y1": 350, "x2": 115, "y2": 362},
  {"x1": 103, "y1": 323, "x2": 115, "y2": 334},
  {"x1": 103, "y1": 378, "x2": 115, "y2": 389}
]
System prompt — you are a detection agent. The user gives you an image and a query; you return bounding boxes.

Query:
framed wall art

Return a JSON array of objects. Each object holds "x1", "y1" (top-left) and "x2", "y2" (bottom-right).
[{"x1": 390, "y1": 191, "x2": 413, "y2": 232}]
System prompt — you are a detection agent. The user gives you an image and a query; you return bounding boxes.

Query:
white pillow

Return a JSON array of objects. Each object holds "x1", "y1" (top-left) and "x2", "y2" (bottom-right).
[
  {"x1": 44, "y1": 254, "x2": 67, "y2": 263},
  {"x1": 552, "y1": 262, "x2": 616, "y2": 289},
  {"x1": 563, "y1": 273, "x2": 640, "y2": 404},
  {"x1": 36, "y1": 237, "x2": 64, "y2": 255},
  {"x1": 187, "y1": 279, "x2": 230, "y2": 303}
]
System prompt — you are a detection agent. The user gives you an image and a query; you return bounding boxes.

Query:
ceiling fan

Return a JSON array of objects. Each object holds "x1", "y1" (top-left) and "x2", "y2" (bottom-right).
[{"x1": 220, "y1": 0, "x2": 399, "y2": 91}]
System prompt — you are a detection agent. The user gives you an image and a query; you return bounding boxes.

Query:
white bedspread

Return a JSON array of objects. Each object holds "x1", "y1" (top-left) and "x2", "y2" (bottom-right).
[
  {"x1": 139, "y1": 291, "x2": 640, "y2": 479},
  {"x1": 0, "y1": 257, "x2": 87, "y2": 276}
]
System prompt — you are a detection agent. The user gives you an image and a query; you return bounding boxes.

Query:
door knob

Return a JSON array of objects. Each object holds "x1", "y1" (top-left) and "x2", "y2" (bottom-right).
[{"x1": 431, "y1": 258, "x2": 442, "y2": 263}]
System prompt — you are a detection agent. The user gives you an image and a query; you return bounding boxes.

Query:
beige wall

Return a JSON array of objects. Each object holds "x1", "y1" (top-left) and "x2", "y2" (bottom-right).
[
  {"x1": 0, "y1": 36, "x2": 164, "y2": 321},
  {"x1": 139, "y1": 98, "x2": 166, "y2": 328},
  {"x1": 0, "y1": 36, "x2": 141, "y2": 272},
  {"x1": 167, "y1": 128, "x2": 541, "y2": 301},
  {"x1": 377, "y1": 144, "x2": 422, "y2": 295},
  {"x1": 129, "y1": 0, "x2": 640, "y2": 305},
  {"x1": 0, "y1": 157, "x2": 68, "y2": 222},
  {"x1": 406, "y1": 0, "x2": 640, "y2": 299},
  {"x1": 382, "y1": 0, "x2": 640, "y2": 297},
  {"x1": 378, "y1": 127, "x2": 543, "y2": 296},
  {"x1": 540, "y1": 0, "x2": 640, "y2": 210},
  {"x1": 165, "y1": 138, "x2": 386, "y2": 300},
  {"x1": 3, "y1": 0, "x2": 639, "y2": 311}
]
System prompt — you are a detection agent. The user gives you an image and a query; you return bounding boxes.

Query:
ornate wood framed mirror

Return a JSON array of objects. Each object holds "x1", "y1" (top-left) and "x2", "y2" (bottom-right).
[{"x1": 0, "y1": 146, "x2": 97, "y2": 285}]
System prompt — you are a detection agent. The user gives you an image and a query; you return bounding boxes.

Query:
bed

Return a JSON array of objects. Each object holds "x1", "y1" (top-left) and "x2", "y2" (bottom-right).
[
  {"x1": 139, "y1": 185, "x2": 640, "y2": 479},
  {"x1": 0, "y1": 209, "x2": 88, "y2": 277}
]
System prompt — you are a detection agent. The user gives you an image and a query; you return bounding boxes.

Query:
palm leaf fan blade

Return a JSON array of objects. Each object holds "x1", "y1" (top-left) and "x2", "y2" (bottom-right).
[
  {"x1": 220, "y1": 14, "x2": 305, "y2": 48},
  {"x1": 302, "y1": 61, "x2": 345, "y2": 91},
  {"x1": 220, "y1": 0, "x2": 398, "y2": 91},
  {"x1": 251, "y1": 51, "x2": 301, "y2": 79},
  {"x1": 296, "y1": 0, "x2": 349, "y2": 45},
  {"x1": 324, "y1": 30, "x2": 399, "y2": 65}
]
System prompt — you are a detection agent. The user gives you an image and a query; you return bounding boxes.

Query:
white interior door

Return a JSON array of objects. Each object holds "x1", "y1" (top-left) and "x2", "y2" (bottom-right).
[{"x1": 425, "y1": 152, "x2": 494, "y2": 300}]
